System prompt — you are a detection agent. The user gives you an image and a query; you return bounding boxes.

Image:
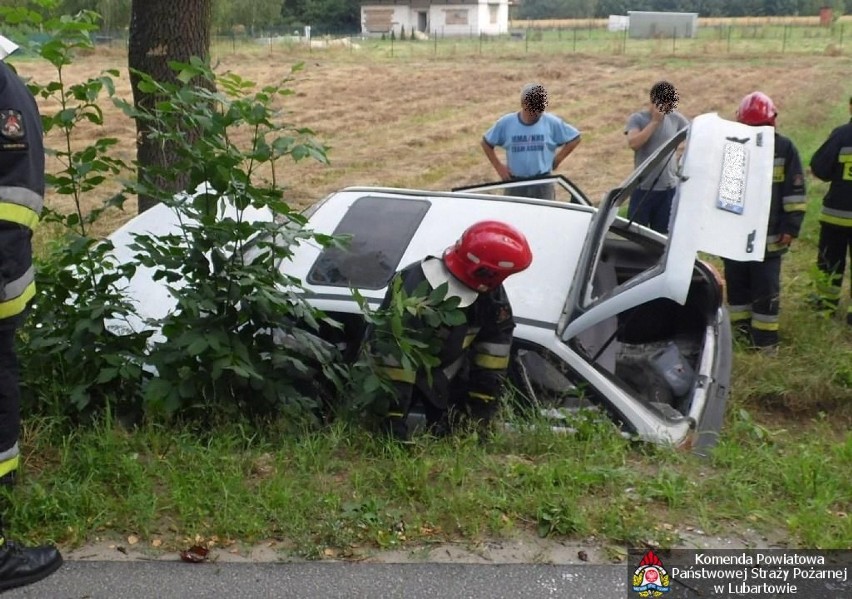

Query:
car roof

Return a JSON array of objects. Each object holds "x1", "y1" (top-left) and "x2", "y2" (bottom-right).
[{"x1": 285, "y1": 188, "x2": 597, "y2": 329}]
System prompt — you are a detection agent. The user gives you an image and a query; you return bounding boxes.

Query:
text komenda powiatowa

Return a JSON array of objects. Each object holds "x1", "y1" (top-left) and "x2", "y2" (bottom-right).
[{"x1": 669, "y1": 553, "x2": 848, "y2": 584}]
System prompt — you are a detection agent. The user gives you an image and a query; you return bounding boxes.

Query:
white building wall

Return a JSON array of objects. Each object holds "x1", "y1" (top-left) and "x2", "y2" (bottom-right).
[
  {"x1": 362, "y1": 1, "x2": 508, "y2": 37},
  {"x1": 477, "y1": 2, "x2": 508, "y2": 35}
]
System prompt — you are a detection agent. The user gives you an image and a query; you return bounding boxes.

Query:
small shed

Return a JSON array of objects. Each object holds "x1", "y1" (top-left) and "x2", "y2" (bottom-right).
[
  {"x1": 361, "y1": 0, "x2": 510, "y2": 37},
  {"x1": 607, "y1": 15, "x2": 629, "y2": 32},
  {"x1": 627, "y1": 11, "x2": 698, "y2": 39}
]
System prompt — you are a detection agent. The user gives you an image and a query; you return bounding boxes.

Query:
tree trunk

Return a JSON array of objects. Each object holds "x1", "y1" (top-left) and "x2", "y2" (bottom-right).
[{"x1": 128, "y1": 0, "x2": 212, "y2": 214}]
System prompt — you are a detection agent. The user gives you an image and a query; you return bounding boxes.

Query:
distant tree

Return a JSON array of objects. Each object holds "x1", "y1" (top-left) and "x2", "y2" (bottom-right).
[
  {"x1": 128, "y1": 0, "x2": 212, "y2": 213},
  {"x1": 211, "y1": 0, "x2": 283, "y2": 35},
  {"x1": 281, "y1": 0, "x2": 360, "y2": 33},
  {"x1": 60, "y1": 0, "x2": 132, "y2": 31}
]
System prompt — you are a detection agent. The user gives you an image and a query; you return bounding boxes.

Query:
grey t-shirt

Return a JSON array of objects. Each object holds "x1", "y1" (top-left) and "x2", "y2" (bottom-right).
[{"x1": 625, "y1": 110, "x2": 689, "y2": 190}]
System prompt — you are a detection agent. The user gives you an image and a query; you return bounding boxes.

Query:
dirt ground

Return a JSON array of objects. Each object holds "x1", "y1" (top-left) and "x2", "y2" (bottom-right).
[
  {"x1": 15, "y1": 46, "x2": 850, "y2": 239},
  {"x1": 63, "y1": 525, "x2": 790, "y2": 564}
]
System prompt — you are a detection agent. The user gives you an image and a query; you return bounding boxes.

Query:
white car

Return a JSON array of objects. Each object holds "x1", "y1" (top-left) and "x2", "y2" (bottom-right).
[{"x1": 109, "y1": 113, "x2": 774, "y2": 451}]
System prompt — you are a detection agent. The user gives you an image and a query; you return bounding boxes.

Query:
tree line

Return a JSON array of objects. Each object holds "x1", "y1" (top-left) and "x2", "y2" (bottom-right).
[
  {"x1": 0, "y1": 0, "x2": 362, "y2": 35},
  {"x1": 1, "y1": 0, "x2": 847, "y2": 37},
  {"x1": 518, "y1": 0, "x2": 850, "y2": 20}
]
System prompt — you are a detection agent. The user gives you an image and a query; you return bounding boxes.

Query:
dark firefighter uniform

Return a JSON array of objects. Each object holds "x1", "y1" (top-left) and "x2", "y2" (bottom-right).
[
  {"x1": 0, "y1": 60, "x2": 45, "y2": 485},
  {"x1": 371, "y1": 257, "x2": 515, "y2": 440},
  {"x1": 723, "y1": 133, "x2": 806, "y2": 348},
  {"x1": 810, "y1": 114, "x2": 852, "y2": 325}
]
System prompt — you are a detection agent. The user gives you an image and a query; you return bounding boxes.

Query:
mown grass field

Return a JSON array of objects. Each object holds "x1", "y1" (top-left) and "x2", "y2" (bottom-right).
[{"x1": 4, "y1": 36, "x2": 851, "y2": 559}]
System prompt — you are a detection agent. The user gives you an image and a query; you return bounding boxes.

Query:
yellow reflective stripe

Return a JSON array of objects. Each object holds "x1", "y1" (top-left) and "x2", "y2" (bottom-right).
[
  {"x1": 819, "y1": 213, "x2": 852, "y2": 227},
  {"x1": 783, "y1": 203, "x2": 806, "y2": 212},
  {"x1": 462, "y1": 333, "x2": 477, "y2": 349},
  {"x1": 729, "y1": 310, "x2": 751, "y2": 322},
  {"x1": 767, "y1": 242, "x2": 788, "y2": 252},
  {"x1": 473, "y1": 354, "x2": 510, "y2": 369},
  {"x1": 376, "y1": 366, "x2": 416, "y2": 384},
  {"x1": 0, "y1": 203, "x2": 39, "y2": 230},
  {"x1": 468, "y1": 392, "x2": 494, "y2": 402},
  {"x1": 387, "y1": 411, "x2": 404, "y2": 418},
  {"x1": 0, "y1": 455, "x2": 19, "y2": 478},
  {"x1": 0, "y1": 281, "x2": 35, "y2": 319},
  {"x1": 751, "y1": 319, "x2": 779, "y2": 331}
]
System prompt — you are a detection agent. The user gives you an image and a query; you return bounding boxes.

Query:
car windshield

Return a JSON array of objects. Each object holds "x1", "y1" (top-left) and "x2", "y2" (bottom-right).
[{"x1": 307, "y1": 195, "x2": 430, "y2": 289}]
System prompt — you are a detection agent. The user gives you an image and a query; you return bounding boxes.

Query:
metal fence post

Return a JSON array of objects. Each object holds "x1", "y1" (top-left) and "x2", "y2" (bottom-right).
[
  {"x1": 727, "y1": 26, "x2": 732, "y2": 53},
  {"x1": 573, "y1": 27, "x2": 577, "y2": 52},
  {"x1": 526, "y1": 28, "x2": 529, "y2": 53},
  {"x1": 672, "y1": 28, "x2": 676, "y2": 54},
  {"x1": 782, "y1": 23, "x2": 788, "y2": 53}
]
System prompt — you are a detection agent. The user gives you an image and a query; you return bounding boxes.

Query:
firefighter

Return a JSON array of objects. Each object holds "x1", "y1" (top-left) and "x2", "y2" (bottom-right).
[
  {"x1": 0, "y1": 37, "x2": 64, "y2": 590},
  {"x1": 810, "y1": 96, "x2": 852, "y2": 325},
  {"x1": 369, "y1": 220, "x2": 532, "y2": 440},
  {"x1": 723, "y1": 92, "x2": 807, "y2": 350}
]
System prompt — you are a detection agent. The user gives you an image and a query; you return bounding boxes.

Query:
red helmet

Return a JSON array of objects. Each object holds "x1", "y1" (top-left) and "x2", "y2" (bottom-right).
[
  {"x1": 736, "y1": 91, "x2": 777, "y2": 126},
  {"x1": 443, "y1": 221, "x2": 532, "y2": 292}
]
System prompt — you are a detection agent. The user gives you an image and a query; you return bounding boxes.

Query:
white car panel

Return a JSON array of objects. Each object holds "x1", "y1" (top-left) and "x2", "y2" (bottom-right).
[{"x1": 288, "y1": 190, "x2": 596, "y2": 328}]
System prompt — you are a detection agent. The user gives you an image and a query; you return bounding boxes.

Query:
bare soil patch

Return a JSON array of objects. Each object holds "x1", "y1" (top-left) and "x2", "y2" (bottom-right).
[{"x1": 14, "y1": 48, "x2": 849, "y2": 241}]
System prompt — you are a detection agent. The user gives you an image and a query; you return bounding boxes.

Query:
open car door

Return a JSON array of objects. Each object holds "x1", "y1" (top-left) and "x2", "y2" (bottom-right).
[{"x1": 559, "y1": 112, "x2": 774, "y2": 340}]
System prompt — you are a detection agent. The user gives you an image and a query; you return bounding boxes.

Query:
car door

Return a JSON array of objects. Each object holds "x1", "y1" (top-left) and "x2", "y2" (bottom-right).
[{"x1": 559, "y1": 112, "x2": 775, "y2": 341}]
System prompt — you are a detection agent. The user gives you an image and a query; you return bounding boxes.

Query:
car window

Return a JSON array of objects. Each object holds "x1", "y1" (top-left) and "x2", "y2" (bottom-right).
[
  {"x1": 307, "y1": 196, "x2": 430, "y2": 289},
  {"x1": 451, "y1": 175, "x2": 591, "y2": 206}
]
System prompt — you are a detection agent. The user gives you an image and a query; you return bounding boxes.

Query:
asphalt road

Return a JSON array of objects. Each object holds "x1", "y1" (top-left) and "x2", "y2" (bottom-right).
[{"x1": 5, "y1": 562, "x2": 628, "y2": 598}]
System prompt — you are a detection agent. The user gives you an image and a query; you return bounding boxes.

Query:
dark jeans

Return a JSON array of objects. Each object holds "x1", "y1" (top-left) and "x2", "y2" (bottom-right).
[
  {"x1": 507, "y1": 176, "x2": 555, "y2": 201},
  {"x1": 628, "y1": 187, "x2": 675, "y2": 234},
  {"x1": 0, "y1": 317, "x2": 21, "y2": 456}
]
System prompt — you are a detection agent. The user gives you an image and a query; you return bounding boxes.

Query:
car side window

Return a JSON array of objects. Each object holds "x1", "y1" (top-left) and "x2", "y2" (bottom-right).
[{"x1": 307, "y1": 196, "x2": 430, "y2": 289}]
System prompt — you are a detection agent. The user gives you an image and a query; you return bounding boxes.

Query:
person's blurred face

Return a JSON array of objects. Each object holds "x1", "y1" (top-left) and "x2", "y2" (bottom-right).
[
  {"x1": 522, "y1": 85, "x2": 548, "y2": 114},
  {"x1": 649, "y1": 81, "x2": 679, "y2": 115}
]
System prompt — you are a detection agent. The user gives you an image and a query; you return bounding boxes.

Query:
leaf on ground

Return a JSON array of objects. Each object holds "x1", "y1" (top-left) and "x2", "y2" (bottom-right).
[{"x1": 180, "y1": 545, "x2": 210, "y2": 563}]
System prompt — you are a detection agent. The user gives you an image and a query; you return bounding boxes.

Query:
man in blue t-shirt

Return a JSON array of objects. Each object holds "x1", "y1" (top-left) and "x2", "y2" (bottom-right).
[{"x1": 481, "y1": 83, "x2": 581, "y2": 200}]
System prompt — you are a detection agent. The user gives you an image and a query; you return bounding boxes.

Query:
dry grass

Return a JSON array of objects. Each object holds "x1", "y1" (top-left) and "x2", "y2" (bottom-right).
[
  {"x1": 514, "y1": 16, "x2": 852, "y2": 29},
  {"x1": 8, "y1": 46, "x2": 850, "y2": 240}
]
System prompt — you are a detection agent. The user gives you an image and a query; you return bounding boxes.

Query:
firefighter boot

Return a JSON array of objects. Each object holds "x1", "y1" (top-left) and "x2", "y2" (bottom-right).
[{"x1": 0, "y1": 530, "x2": 63, "y2": 592}]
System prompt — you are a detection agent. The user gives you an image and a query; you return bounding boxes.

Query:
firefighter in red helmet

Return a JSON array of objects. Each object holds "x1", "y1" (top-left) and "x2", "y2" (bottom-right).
[
  {"x1": 368, "y1": 221, "x2": 532, "y2": 440},
  {"x1": 723, "y1": 91, "x2": 807, "y2": 350}
]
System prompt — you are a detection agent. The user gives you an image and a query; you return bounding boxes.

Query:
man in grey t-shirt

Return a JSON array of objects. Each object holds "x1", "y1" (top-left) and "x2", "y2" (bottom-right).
[{"x1": 624, "y1": 81, "x2": 689, "y2": 234}]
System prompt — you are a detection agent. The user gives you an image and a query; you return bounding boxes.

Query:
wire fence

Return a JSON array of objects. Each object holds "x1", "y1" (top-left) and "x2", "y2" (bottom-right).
[
  {"x1": 191, "y1": 21, "x2": 852, "y2": 60},
  {"x1": 51, "y1": 19, "x2": 850, "y2": 61}
]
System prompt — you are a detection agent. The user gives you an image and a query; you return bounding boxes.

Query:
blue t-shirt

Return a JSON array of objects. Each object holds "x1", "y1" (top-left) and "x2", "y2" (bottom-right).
[{"x1": 483, "y1": 112, "x2": 580, "y2": 178}]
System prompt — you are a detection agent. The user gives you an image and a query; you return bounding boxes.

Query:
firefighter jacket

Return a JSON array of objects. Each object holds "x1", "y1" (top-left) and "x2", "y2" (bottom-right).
[
  {"x1": 371, "y1": 256, "x2": 515, "y2": 412},
  {"x1": 810, "y1": 119, "x2": 852, "y2": 229},
  {"x1": 0, "y1": 61, "x2": 44, "y2": 321},
  {"x1": 764, "y1": 133, "x2": 807, "y2": 256}
]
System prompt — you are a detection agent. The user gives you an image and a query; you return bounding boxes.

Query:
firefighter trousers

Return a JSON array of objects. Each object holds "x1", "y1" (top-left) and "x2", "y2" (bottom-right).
[
  {"x1": 0, "y1": 317, "x2": 21, "y2": 480},
  {"x1": 816, "y1": 222, "x2": 852, "y2": 323},
  {"x1": 724, "y1": 255, "x2": 782, "y2": 348}
]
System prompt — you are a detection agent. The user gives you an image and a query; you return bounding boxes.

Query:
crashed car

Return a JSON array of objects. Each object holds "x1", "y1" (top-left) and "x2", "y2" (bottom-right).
[{"x1": 109, "y1": 113, "x2": 774, "y2": 450}]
